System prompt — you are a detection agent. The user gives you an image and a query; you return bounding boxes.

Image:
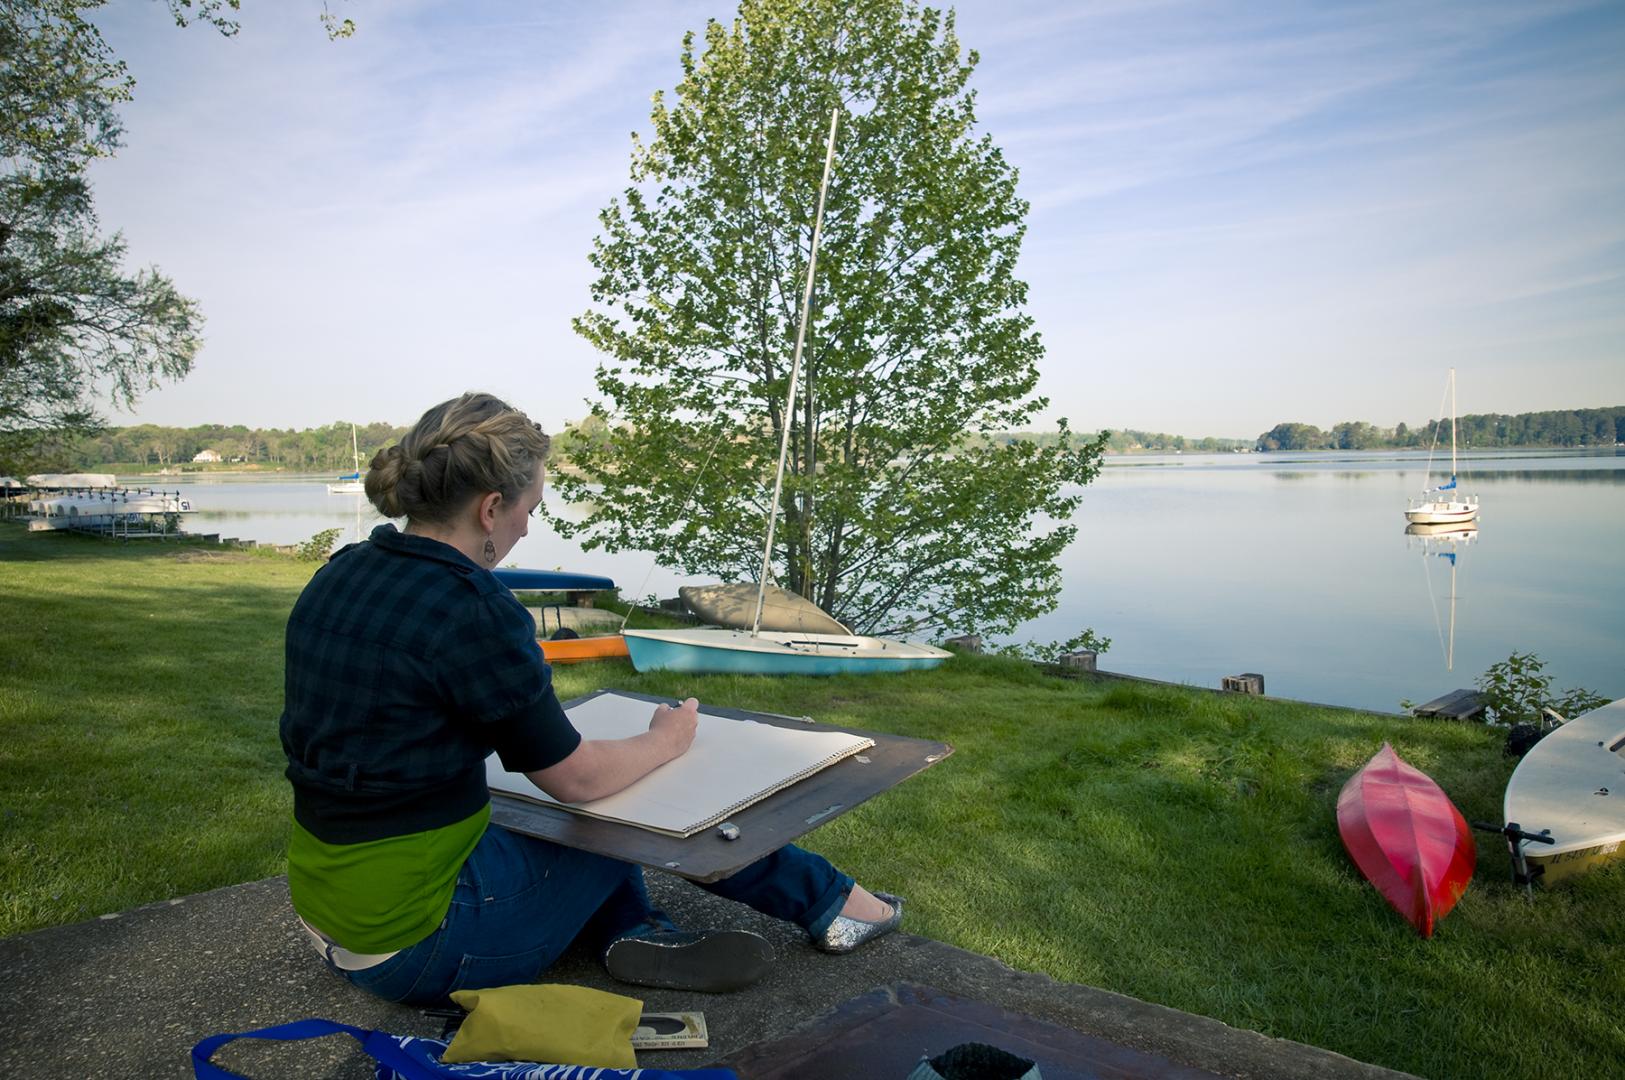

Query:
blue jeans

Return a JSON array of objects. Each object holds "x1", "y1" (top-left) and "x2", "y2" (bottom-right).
[{"x1": 338, "y1": 825, "x2": 853, "y2": 1004}]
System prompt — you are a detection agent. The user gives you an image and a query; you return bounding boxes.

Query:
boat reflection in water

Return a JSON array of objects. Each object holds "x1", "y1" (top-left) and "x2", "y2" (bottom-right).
[{"x1": 1405, "y1": 521, "x2": 1478, "y2": 671}]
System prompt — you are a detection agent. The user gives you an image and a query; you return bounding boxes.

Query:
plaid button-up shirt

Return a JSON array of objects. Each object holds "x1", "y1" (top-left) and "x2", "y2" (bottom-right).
[{"x1": 280, "y1": 524, "x2": 580, "y2": 844}]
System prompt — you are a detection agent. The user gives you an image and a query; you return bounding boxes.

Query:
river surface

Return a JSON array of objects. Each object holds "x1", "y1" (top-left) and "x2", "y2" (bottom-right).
[{"x1": 134, "y1": 448, "x2": 1624, "y2": 713}]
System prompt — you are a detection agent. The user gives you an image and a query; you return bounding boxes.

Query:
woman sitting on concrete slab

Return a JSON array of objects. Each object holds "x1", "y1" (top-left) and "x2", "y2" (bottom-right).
[{"x1": 278, "y1": 391, "x2": 900, "y2": 1005}]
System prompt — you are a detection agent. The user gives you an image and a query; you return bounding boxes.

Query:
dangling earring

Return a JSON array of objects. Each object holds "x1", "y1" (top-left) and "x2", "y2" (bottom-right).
[{"x1": 483, "y1": 537, "x2": 497, "y2": 564}]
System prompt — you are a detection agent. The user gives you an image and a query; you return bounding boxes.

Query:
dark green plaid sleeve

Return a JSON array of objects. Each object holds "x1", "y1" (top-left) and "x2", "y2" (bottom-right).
[{"x1": 435, "y1": 593, "x2": 580, "y2": 772}]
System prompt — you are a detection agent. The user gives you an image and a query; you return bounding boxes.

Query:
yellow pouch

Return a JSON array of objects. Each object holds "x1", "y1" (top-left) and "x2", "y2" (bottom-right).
[{"x1": 442, "y1": 983, "x2": 643, "y2": 1067}]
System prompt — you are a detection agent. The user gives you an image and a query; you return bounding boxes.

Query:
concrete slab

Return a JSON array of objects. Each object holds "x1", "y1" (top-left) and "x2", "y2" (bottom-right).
[{"x1": 0, "y1": 875, "x2": 1416, "y2": 1080}]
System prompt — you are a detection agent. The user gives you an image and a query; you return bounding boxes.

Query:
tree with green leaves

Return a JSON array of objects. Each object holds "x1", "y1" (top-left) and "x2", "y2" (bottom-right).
[
  {"x1": 0, "y1": 0, "x2": 223, "y2": 471},
  {"x1": 557, "y1": 0, "x2": 1105, "y2": 638},
  {"x1": 0, "y1": 1, "x2": 352, "y2": 473},
  {"x1": 1256, "y1": 422, "x2": 1329, "y2": 452}
]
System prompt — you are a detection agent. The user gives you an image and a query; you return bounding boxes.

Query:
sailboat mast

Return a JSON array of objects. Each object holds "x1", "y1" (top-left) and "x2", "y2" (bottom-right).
[
  {"x1": 753, "y1": 108, "x2": 840, "y2": 637},
  {"x1": 1448, "y1": 368, "x2": 1457, "y2": 483}
]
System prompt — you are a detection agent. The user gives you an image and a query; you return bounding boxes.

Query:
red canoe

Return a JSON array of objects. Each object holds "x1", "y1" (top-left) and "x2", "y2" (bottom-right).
[{"x1": 1336, "y1": 743, "x2": 1476, "y2": 937}]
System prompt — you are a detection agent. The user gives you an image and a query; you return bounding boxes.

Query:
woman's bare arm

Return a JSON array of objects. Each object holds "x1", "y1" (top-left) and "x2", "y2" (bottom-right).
[{"x1": 524, "y1": 697, "x2": 698, "y2": 803}]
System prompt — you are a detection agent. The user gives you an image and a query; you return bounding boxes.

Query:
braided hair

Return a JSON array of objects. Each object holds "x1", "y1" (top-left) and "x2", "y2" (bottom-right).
[{"x1": 365, "y1": 393, "x2": 550, "y2": 524}]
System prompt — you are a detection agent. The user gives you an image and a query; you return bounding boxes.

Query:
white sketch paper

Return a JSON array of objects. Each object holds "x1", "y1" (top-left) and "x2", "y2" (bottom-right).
[{"x1": 486, "y1": 692, "x2": 874, "y2": 837}]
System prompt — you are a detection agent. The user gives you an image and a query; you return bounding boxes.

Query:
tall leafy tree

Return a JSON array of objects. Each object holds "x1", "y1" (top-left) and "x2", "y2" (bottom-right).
[
  {"x1": 559, "y1": 0, "x2": 1105, "y2": 637},
  {"x1": 0, "y1": 0, "x2": 229, "y2": 471}
]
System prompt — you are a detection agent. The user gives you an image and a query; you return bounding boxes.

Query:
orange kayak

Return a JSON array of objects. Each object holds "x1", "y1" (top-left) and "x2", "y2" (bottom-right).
[
  {"x1": 1337, "y1": 743, "x2": 1475, "y2": 937},
  {"x1": 536, "y1": 635, "x2": 630, "y2": 664}
]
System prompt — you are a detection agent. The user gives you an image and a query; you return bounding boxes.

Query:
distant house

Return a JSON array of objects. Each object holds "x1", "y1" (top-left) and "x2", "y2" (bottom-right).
[{"x1": 192, "y1": 449, "x2": 223, "y2": 463}]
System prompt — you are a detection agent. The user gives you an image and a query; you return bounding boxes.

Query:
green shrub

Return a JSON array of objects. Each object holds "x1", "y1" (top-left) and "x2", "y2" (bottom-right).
[
  {"x1": 1475, "y1": 651, "x2": 1609, "y2": 724},
  {"x1": 295, "y1": 527, "x2": 341, "y2": 562},
  {"x1": 995, "y1": 627, "x2": 1112, "y2": 664}
]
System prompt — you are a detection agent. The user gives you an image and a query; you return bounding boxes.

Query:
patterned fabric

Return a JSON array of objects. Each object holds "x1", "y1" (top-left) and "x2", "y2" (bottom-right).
[
  {"x1": 374, "y1": 1033, "x2": 741, "y2": 1079},
  {"x1": 190, "y1": 1018, "x2": 740, "y2": 1080},
  {"x1": 280, "y1": 524, "x2": 581, "y2": 845}
]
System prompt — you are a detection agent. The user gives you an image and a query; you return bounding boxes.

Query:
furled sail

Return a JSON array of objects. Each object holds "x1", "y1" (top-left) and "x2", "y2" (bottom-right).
[{"x1": 679, "y1": 583, "x2": 850, "y2": 636}]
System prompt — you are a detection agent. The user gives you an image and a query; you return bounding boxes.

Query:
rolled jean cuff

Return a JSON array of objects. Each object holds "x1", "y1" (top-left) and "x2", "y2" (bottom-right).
[{"x1": 802, "y1": 870, "x2": 855, "y2": 939}]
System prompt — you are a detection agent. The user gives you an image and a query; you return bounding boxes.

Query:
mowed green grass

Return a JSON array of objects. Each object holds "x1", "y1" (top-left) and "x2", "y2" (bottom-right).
[
  {"x1": 2, "y1": 521, "x2": 1621, "y2": 1078},
  {"x1": 0, "y1": 526, "x2": 312, "y2": 931}
]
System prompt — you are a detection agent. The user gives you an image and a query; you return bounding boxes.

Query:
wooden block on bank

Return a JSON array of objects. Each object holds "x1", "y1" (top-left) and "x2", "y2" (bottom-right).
[
  {"x1": 1413, "y1": 689, "x2": 1485, "y2": 721},
  {"x1": 944, "y1": 634, "x2": 983, "y2": 654},
  {"x1": 1221, "y1": 673, "x2": 1266, "y2": 695},
  {"x1": 1059, "y1": 650, "x2": 1097, "y2": 672}
]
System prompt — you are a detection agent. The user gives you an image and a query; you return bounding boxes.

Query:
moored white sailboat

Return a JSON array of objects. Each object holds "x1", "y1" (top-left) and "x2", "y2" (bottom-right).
[
  {"x1": 621, "y1": 110, "x2": 948, "y2": 677},
  {"x1": 1405, "y1": 369, "x2": 1478, "y2": 525},
  {"x1": 328, "y1": 424, "x2": 365, "y2": 494}
]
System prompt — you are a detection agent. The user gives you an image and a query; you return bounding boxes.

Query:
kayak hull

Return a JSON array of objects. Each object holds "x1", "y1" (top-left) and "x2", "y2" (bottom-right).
[
  {"x1": 536, "y1": 635, "x2": 630, "y2": 665},
  {"x1": 1337, "y1": 743, "x2": 1475, "y2": 936}
]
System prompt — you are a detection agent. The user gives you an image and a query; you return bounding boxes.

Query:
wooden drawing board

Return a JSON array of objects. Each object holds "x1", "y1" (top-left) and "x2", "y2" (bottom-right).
[{"x1": 488, "y1": 688, "x2": 953, "y2": 882}]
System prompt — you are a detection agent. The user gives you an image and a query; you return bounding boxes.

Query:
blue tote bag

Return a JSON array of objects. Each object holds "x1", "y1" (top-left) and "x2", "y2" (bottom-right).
[{"x1": 192, "y1": 1018, "x2": 739, "y2": 1080}]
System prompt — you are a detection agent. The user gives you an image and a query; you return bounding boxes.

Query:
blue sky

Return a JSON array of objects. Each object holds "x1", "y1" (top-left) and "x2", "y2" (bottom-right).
[{"x1": 90, "y1": 0, "x2": 1624, "y2": 439}]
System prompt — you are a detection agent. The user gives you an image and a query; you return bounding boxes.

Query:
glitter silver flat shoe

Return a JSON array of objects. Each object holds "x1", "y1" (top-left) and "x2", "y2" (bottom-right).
[{"x1": 813, "y1": 891, "x2": 903, "y2": 954}]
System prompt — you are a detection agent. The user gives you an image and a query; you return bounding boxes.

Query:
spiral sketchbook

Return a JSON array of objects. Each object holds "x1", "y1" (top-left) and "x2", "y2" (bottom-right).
[{"x1": 485, "y1": 692, "x2": 875, "y2": 838}]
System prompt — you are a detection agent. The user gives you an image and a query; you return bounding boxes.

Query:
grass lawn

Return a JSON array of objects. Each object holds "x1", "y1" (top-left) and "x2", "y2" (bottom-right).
[{"x1": 1, "y1": 520, "x2": 1620, "y2": 1078}]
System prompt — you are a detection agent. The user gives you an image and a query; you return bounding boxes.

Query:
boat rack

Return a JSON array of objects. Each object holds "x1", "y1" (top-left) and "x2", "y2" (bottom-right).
[{"x1": 5, "y1": 483, "x2": 194, "y2": 541}]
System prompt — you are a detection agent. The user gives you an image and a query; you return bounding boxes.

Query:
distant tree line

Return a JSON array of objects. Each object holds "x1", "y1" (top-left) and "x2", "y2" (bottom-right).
[
  {"x1": 49, "y1": 415, "x2": 614, "y2": 473},
  {"x1": 1257, "y1": 407, "x2": 1625, "y2": 452},
  {"x1": 962, "y1": 428, "x2": 1249, "y2": 453},
  {"x1": 56, "y1": 422, "x2": 410, "y2": 471},
  {"x1": 56, "y1": 404, "x2": 1616, "y2": 473},
  {"x1": 1099, "y1": 429, "x2": 1252, "y2": 453}
]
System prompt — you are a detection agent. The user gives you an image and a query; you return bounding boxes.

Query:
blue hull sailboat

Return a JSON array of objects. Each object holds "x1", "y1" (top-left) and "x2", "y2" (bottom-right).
[{"x1": 624, "y1": 628, "x2": 948, "y2": 675}]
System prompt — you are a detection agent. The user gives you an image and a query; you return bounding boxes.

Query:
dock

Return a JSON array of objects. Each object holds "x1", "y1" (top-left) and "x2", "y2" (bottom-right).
[{"x1": 1412, "y1": 689, "x2": 1486, "y2": 721}]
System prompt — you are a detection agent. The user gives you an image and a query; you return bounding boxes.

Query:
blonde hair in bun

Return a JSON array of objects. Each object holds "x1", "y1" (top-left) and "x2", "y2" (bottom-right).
[{"x1": 365, "y1": 392, "x2": 551, "y2": 524}]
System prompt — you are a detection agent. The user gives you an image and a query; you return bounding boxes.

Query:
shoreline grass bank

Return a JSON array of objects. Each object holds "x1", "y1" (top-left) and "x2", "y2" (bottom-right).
[{"x1": 1, "y1": 521, "x2": 1620, "y2": 1078}]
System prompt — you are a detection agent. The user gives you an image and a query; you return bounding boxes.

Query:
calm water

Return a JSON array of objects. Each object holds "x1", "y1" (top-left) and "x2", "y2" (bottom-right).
[{"x1": 143, "y1": 448, "x2": 1624, "y2": 713}]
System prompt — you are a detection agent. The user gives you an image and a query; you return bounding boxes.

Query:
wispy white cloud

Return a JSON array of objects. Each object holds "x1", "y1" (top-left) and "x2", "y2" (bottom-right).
[{"x1": 77, "y1": 0, "x2": 1625, "y2": 435}]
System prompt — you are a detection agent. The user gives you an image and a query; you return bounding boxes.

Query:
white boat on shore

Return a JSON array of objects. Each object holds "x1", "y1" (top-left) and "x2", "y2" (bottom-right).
[
  {"x1": 26, "y1": 472, "x2": 118, "y2": 488},
  {"x1": 1503, "y1": 697, "x2": 1625, "y2": 885},
  {"x1": 26, "y1": 487, "x2": 194, "y2": 529},
  {"x1": 68, "y1": 491, "x2": 194, "y2": 517}
]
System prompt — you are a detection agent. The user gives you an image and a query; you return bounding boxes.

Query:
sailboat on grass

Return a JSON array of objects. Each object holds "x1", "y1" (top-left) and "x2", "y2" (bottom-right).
[
  {"x1": 1405, "y1": 369, "x2": 1478, "y2": 526},
  {"x1": 621, "y1": 110, "x2": 949, "y2": 677}
]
